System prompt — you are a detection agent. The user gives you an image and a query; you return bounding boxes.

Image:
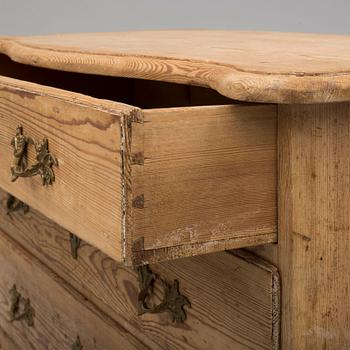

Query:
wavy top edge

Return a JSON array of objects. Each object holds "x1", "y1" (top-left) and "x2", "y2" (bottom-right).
[{"x1": 1, "y1": 31, "x2": 350, "y2": 104}]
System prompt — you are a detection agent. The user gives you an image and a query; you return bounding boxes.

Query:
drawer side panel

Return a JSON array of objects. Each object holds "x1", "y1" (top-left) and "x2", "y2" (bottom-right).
[{"x1": 131, "y1": 104, "x2": 277, "y2": 263}]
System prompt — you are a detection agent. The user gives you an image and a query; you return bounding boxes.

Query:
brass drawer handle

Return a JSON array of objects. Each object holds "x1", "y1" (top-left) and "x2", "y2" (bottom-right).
[
  {"x1": 9, "y1": 284, "x2": 35, "y2": 327},
  {"x1": 137, "y1": 265, "x2": 191, "y2": 322},
  {"x1": 11, "y1": 126, "x2": 58, "y2": 186}
]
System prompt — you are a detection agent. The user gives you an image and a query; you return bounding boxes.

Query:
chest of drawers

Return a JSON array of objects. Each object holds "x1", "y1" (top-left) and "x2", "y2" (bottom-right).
[{"x1": 0, "y1": 30, "x2": 350, "y2": 349}]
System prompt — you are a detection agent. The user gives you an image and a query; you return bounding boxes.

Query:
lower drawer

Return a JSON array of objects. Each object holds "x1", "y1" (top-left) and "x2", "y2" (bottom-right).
[
  {"x1": 1, "y1": 190, "x2": 279, "y2": 350},
  {"x1": 0, "y1": 228, "x2": 150, "y2": 350}
]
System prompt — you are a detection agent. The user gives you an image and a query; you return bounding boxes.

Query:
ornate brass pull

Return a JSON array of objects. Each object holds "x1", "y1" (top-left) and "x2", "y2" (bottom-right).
[
  {"x1": 10, "y1": 126, "x2": 58, "y2": 186},
  {"x1": 6, "y1": 194, "x2": 29, "y2": 215},
  {"x1": 9, "y1": 284, "x2": 35, "y2": 327},
  {"x1": 72, "y1": 336, "x2": 83, "y2": 350},
  {"x1": 137, "y1": 265, "x2": 191, "y2": 322}
]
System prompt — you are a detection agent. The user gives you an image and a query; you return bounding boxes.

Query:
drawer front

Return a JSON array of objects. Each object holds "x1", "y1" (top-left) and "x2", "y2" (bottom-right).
[
  {"x1": 128, "y1": 104, "x2": 277, "y2": 264},
  {"x1": 0, "y1": 228, "x2": 149, "y2": 349},
  {"x1": 0, "y1": 190, "x2": 280, "y2": 350},
  {"x1": 0, "y1": 75, "x2": 138, "y2": 262}
]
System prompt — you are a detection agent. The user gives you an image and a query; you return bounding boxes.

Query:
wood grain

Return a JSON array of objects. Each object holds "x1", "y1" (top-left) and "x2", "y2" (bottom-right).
[
  {"x1": 0, "y1": 75, "x2": 139, "y2": 262},
  {"x1": 0, "y1": 327, "x2": 17, "y2": 350},
  {"x1": 246, "y1": 244, "x2": 278, "y2": 266},
  {"x1": 0, "y1": 75, "x2": 277, "y2": 265},
  {"x1": 0, "y1": 53, "x2": 234, "y2": 109},
  {"x1": 1, "y1": 31, "x2": 350, "y2": 103},
  {"x1": 130, "y1": 104, "x2": 277, "y2": 264},
  {"x1": 277, "y1": 104, "x2": 350, "y2": 349},
  {"x1": 0, "y1": 189, "x2": 279, "y2": 350},
  {"x1": 0, "y1": 228, "x2": 149, "y2": 350}
]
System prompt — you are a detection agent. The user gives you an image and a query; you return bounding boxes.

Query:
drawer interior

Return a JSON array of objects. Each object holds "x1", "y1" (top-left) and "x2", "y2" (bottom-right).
[{"x1": 0, "y1": 53, "x2": 234, "y2": 109}]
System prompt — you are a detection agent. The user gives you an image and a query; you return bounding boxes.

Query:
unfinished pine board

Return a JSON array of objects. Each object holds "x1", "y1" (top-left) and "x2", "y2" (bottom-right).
[
  {"x1": 250, "y1": 104, "x2": 350, "y2": 349},
  {"x1": 0, "y1": 229, "x2": 149, "y2": 350},
  {"x1": 0, "y1": 189, "x2": 280, "y2": 350},
  {"x1": 1, "y1": 31, "x2": 350, "y2": 103},
  {"x1": 0, "y1": 327, "x2": 17, "y2": 350},
  {"x1": 276, "y1": 104, "x2": 350, "y2": 349},
  {"x1": 130, "y1": 104, "x2": 277, "y2": 264}
]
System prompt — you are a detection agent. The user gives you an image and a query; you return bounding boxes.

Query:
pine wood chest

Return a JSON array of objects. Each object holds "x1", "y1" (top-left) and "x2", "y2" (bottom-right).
[{"x1": 0, "y1": 30, "x2": 350, "y2": 349}]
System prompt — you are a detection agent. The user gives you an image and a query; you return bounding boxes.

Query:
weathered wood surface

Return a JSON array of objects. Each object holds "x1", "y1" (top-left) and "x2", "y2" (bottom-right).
[
  {"x1": 2, "y1": 31, "x2": 350, "y2": 103},
  {"x1": 0, "y1": 75, "x2": 139, "y2": 262},
  {"x1": 247, "y1": 244, "x2": 278, "y2": 266},
  {"x1": 0, "y1": 189, "x2": 280, "y2": 350},
  {"x1": 0, "y1": 75, "x2": 277, "y2": 265},
  {"x1": 0, "y1": 228, "x2": 150, "y2": 350},
  {"x1": 273, "y1": 104, "x2": 350, "y2": 349},
  {"x1": 0, "y1": 327, "x2": 17, "y2": 350},
  {"x1": 129, "y1": 104, "x2": 277, "y2": 264}
]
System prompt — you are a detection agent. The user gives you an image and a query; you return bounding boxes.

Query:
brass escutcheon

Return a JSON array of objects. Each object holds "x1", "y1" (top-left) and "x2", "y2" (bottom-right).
[
  {"x1": 9, "y1": 284, "x2": 35, "y2": 327},
  {"x1": 10, "y1": 126, "x2": 58, "y2": 186},
  {"x1": 137, "y1": 265, "x2": 191, "y2": 322}
]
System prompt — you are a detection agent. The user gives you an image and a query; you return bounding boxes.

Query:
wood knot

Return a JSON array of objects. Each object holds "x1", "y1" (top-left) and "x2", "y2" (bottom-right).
[{"x1": 132, "y1": 195, "x2": 144, "y2": 209}]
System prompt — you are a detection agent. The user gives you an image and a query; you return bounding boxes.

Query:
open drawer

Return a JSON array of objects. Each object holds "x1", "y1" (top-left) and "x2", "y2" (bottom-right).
[{"x1": 0, "y1": 54, "x2": 277, "y2": 265}]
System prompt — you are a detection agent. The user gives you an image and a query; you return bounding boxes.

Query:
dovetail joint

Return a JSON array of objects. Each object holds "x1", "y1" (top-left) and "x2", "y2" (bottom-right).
[{"x1": 132, "y1": 237, "x2": 146, "y2": 266}]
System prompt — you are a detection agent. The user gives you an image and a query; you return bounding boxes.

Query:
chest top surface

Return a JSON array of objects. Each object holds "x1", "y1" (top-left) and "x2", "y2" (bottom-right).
[{"x1": 1, "y1": 30, "x2": 350, "y2": 103}]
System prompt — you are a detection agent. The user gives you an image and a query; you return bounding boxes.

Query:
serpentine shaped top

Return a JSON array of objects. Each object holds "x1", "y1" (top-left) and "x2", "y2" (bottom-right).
[{"x1": 1, "y1": 30, "x2": 350, "y2": 103}]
